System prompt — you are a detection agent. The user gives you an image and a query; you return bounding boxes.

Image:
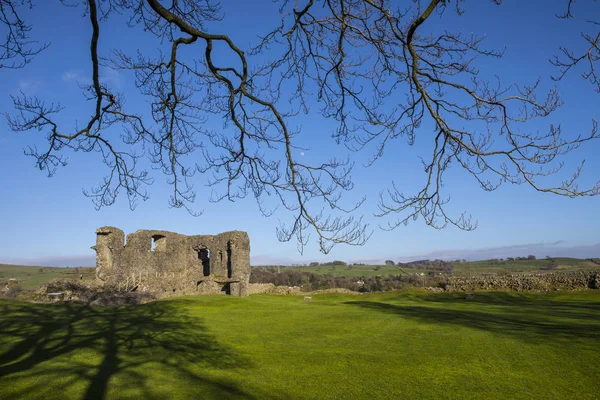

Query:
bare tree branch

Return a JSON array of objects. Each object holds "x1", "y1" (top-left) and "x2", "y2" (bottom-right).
[
  {"x1": 2, "y1": 0, "x2": 599, "y2": 253},
  {"x1": 0, "y1": 0, "x2": 48, "y2": 68},
  {"x1": 256, "y1": 0, "x2": 600, "y2": 231},
  {"x1": 552, "y1": 1, "x2": 600, "y2": 92}
]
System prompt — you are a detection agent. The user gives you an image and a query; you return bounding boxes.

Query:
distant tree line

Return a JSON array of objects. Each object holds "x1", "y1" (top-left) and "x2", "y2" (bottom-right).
[
  {"x1": 250, "y1": 267, "x2": 448, "y2": 292},
  {"x1": 302, "y1": 259, "x2": 454, "y2": 272},
  {"x1": 308, "y1": 261, "x2": 348, "y2": 267},
  {"x1": 506, "y1": 255, "x2": 537, "y2": 261},
  {"x1": 397, "y1": 259, "x2": 454, "y2": 272}
]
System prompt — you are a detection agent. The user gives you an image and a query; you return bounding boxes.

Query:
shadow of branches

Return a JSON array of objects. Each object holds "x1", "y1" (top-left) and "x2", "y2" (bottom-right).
[
  {"x1": 0, "y1": 300, "x2": 261, "y2": 399},
  {"x1": 344, "y1": 294, "x2": 600, "y2": 343}
]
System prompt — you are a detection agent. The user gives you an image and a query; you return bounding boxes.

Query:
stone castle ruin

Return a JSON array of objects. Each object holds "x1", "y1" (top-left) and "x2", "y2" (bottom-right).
[{"x1": 93, "y1": 227, "x2": 250, "y2": 296}]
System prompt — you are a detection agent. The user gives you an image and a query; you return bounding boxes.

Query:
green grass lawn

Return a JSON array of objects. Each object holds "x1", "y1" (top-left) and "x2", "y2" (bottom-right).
[
  {"x1": 1, "y1": 290, "x2": 599, "y2": 399},
  {"x1": 0, "y1": 265, "x2": 95, "y2": 290}
]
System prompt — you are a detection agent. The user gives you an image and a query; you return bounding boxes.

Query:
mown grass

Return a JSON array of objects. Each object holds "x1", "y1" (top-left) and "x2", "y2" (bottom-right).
[
  {"x1": 1, "y1": 290, "x2": 599, "y2": 399},
  {"x1": 0, "y1": 264, "x2": 95, "y2": 290}
]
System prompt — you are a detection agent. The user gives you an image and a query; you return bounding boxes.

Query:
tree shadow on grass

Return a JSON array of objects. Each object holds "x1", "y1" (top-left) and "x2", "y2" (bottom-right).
[
  {"x1": 416, "y1": 291, "x2": 600, "y2": 305},
  {"x1": 0, "y1": 299, "x2": 269, "y2": 400},
  {"x1": 344, "y1": 296, "x2": 600, "y2": 343},
  {"x1": 414, "y1": 291, "x2": 600, "y2": 323}
]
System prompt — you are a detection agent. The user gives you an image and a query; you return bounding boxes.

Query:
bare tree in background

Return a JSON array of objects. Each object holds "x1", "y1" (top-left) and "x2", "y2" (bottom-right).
[{"x1": 2, "y1": 0, "x2": 599, "y2": 253}]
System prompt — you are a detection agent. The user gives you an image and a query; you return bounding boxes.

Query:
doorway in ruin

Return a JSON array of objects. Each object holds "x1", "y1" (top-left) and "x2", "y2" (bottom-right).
[
  {"x1": 221, "y1": 283, "x2": 231, "y2": 295},
  {"x1": 198, "y1": 248, "x2": 210, "y2": 276}
]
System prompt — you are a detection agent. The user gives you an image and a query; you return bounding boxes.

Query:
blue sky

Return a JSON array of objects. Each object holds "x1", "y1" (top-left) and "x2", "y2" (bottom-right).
[{"x1": 1, "y1": 0, "x2": 599, "y2": 266}]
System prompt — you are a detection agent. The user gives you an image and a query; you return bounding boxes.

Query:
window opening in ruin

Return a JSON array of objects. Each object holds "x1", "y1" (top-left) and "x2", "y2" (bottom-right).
[
  {"x1": 151, "y1": 235, "x2": 166, "y2": 252},
  {"x1": 227, "y1": 241, "x2": 233, "y2": 278},
  {"x1": 199, "y1": 248, "x2": 210, "y2": 276}
]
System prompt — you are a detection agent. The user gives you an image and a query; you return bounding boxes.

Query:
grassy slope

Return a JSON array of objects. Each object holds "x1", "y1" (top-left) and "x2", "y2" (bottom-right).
[
  {"x1": 0, "y1": 265, "x2": 95, "y2": 289},
  {"x1": 273, "y1": 257, "x2": 599, "y2": 277},
  {"x1": 1, "y1": 290, "x2": 599, "y2": 400}
]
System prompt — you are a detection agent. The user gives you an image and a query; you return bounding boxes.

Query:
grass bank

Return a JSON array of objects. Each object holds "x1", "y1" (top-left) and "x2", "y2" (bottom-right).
[
  {"x1": 0, "y1": 264, "x2": 95, "y2": 290},
  {"x1": 1, "y1": 290, "x2": 599, "y2": 399}
]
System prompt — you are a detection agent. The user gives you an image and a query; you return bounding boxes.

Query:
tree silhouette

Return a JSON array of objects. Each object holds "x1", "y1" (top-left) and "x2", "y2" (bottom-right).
[{"x1": 0, "y1": 299, "x2": 264, "y2": 399}]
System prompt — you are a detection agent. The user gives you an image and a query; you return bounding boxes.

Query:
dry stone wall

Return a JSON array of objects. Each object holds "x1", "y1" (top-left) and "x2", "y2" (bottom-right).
[
  {"x1": 446, "y1": 271, "x2": 600, "y2": 292},
  {"x1": 93, "y1": 226, "x2": 251, "y2": 296}
]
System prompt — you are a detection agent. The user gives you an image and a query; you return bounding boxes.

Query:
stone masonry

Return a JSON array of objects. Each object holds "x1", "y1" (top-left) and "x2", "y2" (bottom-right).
[
  {"x1": 93, "y1": 227, "x2": 250, "y2": 296},
  {"x1": 445, "y1": 271, "x2": 600, "y2": 292}
]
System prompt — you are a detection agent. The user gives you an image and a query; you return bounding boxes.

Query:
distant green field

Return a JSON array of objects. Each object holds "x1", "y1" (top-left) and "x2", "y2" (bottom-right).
[
  {"x1": 0, "y1": 265, "x2": 95, "y2": 290},
  {"x1": 452, "y1": 257, "x2": 599, "y2": 274},
  {"x1": 268, "y1": 257, "x2": 598, "y2": 277},
  {"x1": 0, "y1": 290, "x2": 598, "y2": 399}
]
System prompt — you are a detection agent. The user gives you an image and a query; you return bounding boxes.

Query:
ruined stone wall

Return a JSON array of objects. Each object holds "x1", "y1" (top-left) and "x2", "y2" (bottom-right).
[
  {"x1": 221, "y1": 232, "x2": 251, "y2": 296},
  {"x1": 94, "y1": 226, "x2": 251, "y2": 296},
  {"x1": 94, "y1": 226, "x2": 125, "y2": 282},
  {"x1": 247, "y1": 283, "x2": 277, "y2": 295},
  {"x1": 446, "y1": 271, "x2": 600, "y2": 292}
]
